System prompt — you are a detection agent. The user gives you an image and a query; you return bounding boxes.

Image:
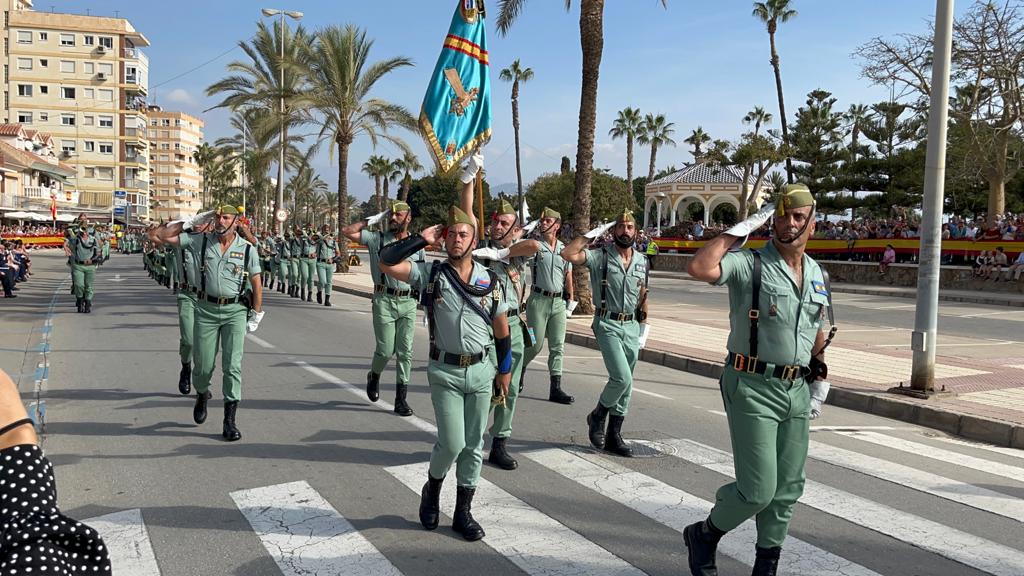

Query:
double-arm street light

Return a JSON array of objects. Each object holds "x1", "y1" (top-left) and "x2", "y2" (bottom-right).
[{"x1": 260, "y1": 8, "x2": 303, "y2": 233}]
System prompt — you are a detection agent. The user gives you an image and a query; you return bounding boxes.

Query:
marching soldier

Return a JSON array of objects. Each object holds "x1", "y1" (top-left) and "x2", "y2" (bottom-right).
[
  {"x1": 315, "y1": 224, "x2": 340, "y2": 306},
  {"x1": 377, "y1": 154, "x2": 511, "y2": 541},
  {"x1": 64, "y1": 223, "x2": 101, "y2": 313},
  {"x1": 149, "y1": 206, "x2": 265, "y2": 442},
  {"x1": 521, "y1": 207, "x2": 576, "y2": 404},
  {"x1": 289, "y1": 229, "x2": 303, "y2": 298},
  {"x1": 342, "y1": 199, "x2": 422, "y2": 417},
  {"x1": 278, "y1": 231, "x2": 293, "y2": 294},
  {"x1": 261, "y1": 231, "x2": 278, "y2": 291},
  {"x1": 561, "y1": 209, "x2": 650, "y2": 458},
  {"x1": 683, "y1": 184, "x2": 832, "y2": 576},
  {"x1": 300, "y1": 228, "x2": 317, "y2": 302},
  {"x1": 471, "y1": 199, "x2": 541, "y2": 471}
]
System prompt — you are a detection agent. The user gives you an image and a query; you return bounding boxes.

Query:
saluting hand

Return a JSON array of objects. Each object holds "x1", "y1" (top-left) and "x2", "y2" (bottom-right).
[{"x1": 421, "y1": 224, "x2": 444, "y2": 247}]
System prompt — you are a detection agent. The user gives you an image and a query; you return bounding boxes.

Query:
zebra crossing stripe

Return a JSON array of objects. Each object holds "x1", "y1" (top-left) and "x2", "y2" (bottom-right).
[
  {"x1": 835, "y1": 431, "x2": 1024, "y2": 484},
  {"x1": 385, "y1": 462, "x2": 647, "y2": 576},
  {"x1": 83, "y1": 509, "x2": 160, "y2": 576},
  {"x1": 523, "y1": 447, "x2": 881, "y2": 576},
  {"x1": 928, "y1": 435, "x2": 1024, "y2": 461},
  {"x1": 808, "y1": 440, "x2": 1024, "y2": 523},
  {"x1": 231, "y1": 480, "x2": 404, "y2": 576},
  {"x1": 665, "y1": 438, "x2": 1024, "y2": 576}
]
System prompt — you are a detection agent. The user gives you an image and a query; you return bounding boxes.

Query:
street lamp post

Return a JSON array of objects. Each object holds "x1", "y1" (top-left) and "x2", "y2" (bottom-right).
[{"x1": 260, "y1": 7, "x2": 303, "y2": 234}]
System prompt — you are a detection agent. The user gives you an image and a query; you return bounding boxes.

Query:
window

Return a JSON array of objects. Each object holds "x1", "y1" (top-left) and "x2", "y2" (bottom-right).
[
  {"x1": 96, "y1": 167, "x2": 113, "y2": 181},
  {"x1": 59, "y1": 60, "x2": 74, "y2": 73},
  {"x1": 60, "y1": 114, "x2": 75, "y2": 126},
  {"x1": 98, "y1": 37, "x2": 113, "y2": 49},
  {"x1": 83, "y1": 35, "x2": 94, "y2": 46},
  {"x1": 60, "y1": 87, "x2": 75, "y2": 99},
  {"x1": 39, "y1": 85, "x2": 48, "y2": 94},
  {"x1": 98, "y1": 115, "x2": 113, "y2": 128},
  {"x1": 158, "y1": 176, "x2": 169, "y2": 185},
  {"x1": 61, "y1": 140, "x2": 75, "y2": 153},
  {"x1": 59, "y1": 33, "x2": 74, "y2": 46},
  {"x1": 98, "y1": 89, "x2": 113, "y2": 102},
  {"x1": 17, "y1": 84, "x2": 31, "y2": 97},
  {"x1": 16, "y1": 31, "x2": 31, "y2": 44},
  {"x1": 161, "y1": 119, "x2": 170, "y2": 127},
  {"x1": 174, "y1": 119, "x2": 182, "y2": 126},
  {"x1": 160, "y1": 143, "x2": 170, "y2": 150},
  {"x1": 150, "y1": 119, "x2": 158, "y2": 126},
  {"x1": 160, "y1": 131, "x2": 170, "y2": 139},
  {"x1": 16, "y1": 58, "x2": 32, "y2": 70},
  {"x1": 99, "y1": 142, "x2": 113, "y2": 154},
  {"x1": 83, "y1": 141, "x2": 95, "y2": 152},
  {"x1": 82, "y1": 88, "x2": 94, "y2": 99},
  {"x1": 17, "y1": 112, "x2": 31, "y2": 124},
  {"x1": 148, "y1": 130, "x2": 157, "y2": 139},
  {"x1": 38, "y1": 32, "x2": 47, "y2": 41},
  {"x1": 97, "y1": 63, "x2": 113, "y2": 75},
  {"x1": 38, "y1": 112, "x2": 48, "y2": 122},
  {"x1": 39, "y1": 59, "x2": 47, "y2": 68},
  {"x1": 82, "y1": 115, "x2": 94, "y2": 126},
  {"x1": 83, "y1": 62, "x2": 94, "y2": 74},
  {"x1": 83, "y1": 167, "x2": 95, "y2": 178},
  {"x1": 159, "y1": 155, "x2": 169, "y2": 162}
]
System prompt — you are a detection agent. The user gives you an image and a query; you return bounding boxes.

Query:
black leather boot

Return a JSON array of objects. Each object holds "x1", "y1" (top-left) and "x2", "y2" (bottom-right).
[
  {"x1": 84, "y1": 299, "x2": 92, "y2": 313},
  {"x1": 587, "y1": 402, "x2": 609, "y2": 449},
  {"x1": 452, "y1": 486, "x2": 484, "y2": 541},
  {"x1": 300, "y1": 287, "x2": 306, "y2": 301},
  {"x1": 605, "y1": 415, "x2": 633, "y2": 457},
  {"x1": 75, "y1": 297, "x2": 83, "y2": 313},
  {"x1": 268, "y1": 278, "x2": 275, "y2": 291},
  {"x1": 488, "y1": 436, "x2": 518, "y2": 470},
  {"x1": 366, "y1": 371, "x2": 380, "y2": 402},
  {"x1": 394, "y1": 383, "x2": 413, "y2": 416},
  {"x1": 418, "y1": 474, "x2": 444, "y2": 530},
  {"x1": 683, "y1": 519, "x2": 726, "y2": 576},
  {"x1": 548, "y1": 375, "x2": 574, "y2": 404},
  {"x1": 316, "y1": 290, "x2": 323, "y2": 304},
  {"x1": 178, "y1": 362, "x2": 192, "y2": 395},
  {"x1": 324, "y1": 294, "x2": 332, "y2": 307},
  {"x1": 222, "y1": 400, "x2": 242, "y2": 442},
  {"x1": 193, "y1": 390, "x2": 211, "y2": 424},
  {"x1": 751, "y1": 546, "x2": 781, "y2": 576},
  {"x1": 305, "y1": 290, "x2": 312, "y2": 302}
]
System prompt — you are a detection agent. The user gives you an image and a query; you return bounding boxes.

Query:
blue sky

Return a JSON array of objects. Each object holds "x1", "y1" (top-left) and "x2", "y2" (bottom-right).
[{"x1": 53, "y1": 0, "x2": 968, "y2": 200}]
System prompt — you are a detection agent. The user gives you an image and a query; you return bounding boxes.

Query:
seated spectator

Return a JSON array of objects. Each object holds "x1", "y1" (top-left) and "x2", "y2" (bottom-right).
[
  {"x1": 879, "y1": 244, "x2": 896, "y2": 275},
  {"x1": 990, "y1": 247, "x2": 1008, "y2": 281},
  {"x1": 692, "y1": 221, "x2": 704, "y2": 240},
  {"x1": 1005, "y1": 251, "x2": 1024, "y2": 282},
  {"x1": 974, "y1": 250, "x2": 991, "y2": 277}
]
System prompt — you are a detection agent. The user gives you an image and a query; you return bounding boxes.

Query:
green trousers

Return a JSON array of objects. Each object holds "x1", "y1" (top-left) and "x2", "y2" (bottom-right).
[
  {"x1": 177, "y1": 292, "x2": 197, "y2": 364},
  {"x1": 166, "y1": 250, "x2": 180, "y2": 286},
  {"x1": 522, "y1": 294, "x2": 567, "y2": 377},
  {"x1": 263, "y1": 259, "x2": 276, "y2": 283},
  {"x1": 593, "y1": 318, "x2": 640, "y2": 416},
  {"x1": 488, "y1": 315, "x2": 524, "y2": 439},
  {"x1": 192, "y1": 300, "x2": 248, "y2": 402},
  {"x1": 709, "y1": 366, "x2": 811, "y2": 548},
  {"x1": 278, "y1": 259, "x2": 291, "y2": 284},
  {"x1": 427, "y1": 358, "x2": 495, "y2": 487},
  {"x1": 300, "y1": 258, "x2": 316, "y2": 291},
  {"x1": 71, "y1": 263, "x2": 96, "y2": 300},
  {"x1": 289, "y1": 258, "x2": 300, "y2": 285},
  {"x1": 370, "y1": 294, "x2": 417, "y2": 384},
  {"x1": 316, "y1": 262, "x2": 333, "y2": 292}
]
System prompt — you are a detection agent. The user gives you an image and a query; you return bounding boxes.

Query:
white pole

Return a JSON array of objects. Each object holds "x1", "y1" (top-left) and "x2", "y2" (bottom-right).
[
  {"x1": 276, "y1": 12, "x2": 286, "y2": 234},
  {"x1": 910, "y1": 0, "x2": 955, "y2": 393}
]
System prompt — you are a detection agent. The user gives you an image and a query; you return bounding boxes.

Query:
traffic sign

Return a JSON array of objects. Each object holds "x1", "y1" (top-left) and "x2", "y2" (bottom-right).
[
  {"x1": 113, "y1": 206, "x2": 126, "y2": 216},
  {"x1": 114, "y1": 198, "x2": 127, "y2": 207},
  {"x1": 113, "y1": 190, "x2": 127, "y2": 199},
  {"x1": 275, "y1": 209, "x2": 289, "y2": 223}
]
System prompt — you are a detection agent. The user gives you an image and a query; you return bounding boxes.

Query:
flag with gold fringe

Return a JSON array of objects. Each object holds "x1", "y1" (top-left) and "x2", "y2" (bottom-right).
[{"x1": 419, "y1": 0, "x2": 492, "y2": 173}]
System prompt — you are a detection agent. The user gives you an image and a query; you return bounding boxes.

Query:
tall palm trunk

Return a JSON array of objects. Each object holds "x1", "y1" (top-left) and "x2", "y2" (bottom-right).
[
  {"x1": 383, "y1": 178, "x2": 390, "y2": 205},
  {"x1": 769, "y1": 26, "x2": 794, "y2": 183},
  {"x1": 374, "y1": 176, "x2": 383, "y2": 212},
  {"x1": 400, "y1": 174, "x2": 411, "y2": 201},
  {"x1": 572, "y1": 0, "x2": 603, "y2": 315},
  {"x1": 625, "y1": 135, "x2": 634, "y2": 197},
  {"x1": 512, "y1": 79, "x2": 524, "y2": 218},
  {"x1": 337, "y1": 138, "x2": 351, "y2": 272},
  {"x1": 646, "y1": 141, "x2": 658, "y2": 182}
]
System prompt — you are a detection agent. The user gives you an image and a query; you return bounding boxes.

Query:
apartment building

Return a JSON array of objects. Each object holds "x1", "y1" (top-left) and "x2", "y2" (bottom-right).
[
  {"x1": 2, "y1": 0, "x2": 150, "y2": 220},
  {"x1": 147, "y1": 105, "x2": 203, "y2": 221}
]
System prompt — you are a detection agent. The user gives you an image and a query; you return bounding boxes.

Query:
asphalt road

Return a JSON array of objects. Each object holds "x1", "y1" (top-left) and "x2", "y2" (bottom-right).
[{"x1": 6, "y1": 252, "x2": 1024, "y2": 576}]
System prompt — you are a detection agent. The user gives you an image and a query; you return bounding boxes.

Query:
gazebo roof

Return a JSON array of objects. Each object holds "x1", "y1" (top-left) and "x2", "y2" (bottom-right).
[{"x1": 648, "y1": 162, "x2": 760, "y2": 187}]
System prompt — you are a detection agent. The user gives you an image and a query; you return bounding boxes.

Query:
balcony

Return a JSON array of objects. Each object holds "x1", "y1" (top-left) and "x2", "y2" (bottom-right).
[
  {"x1": 79, "y1": 191, "x2": 113, "y2": 208},
  {"x1": 124, "y1": 75, "x2": 148, "y2": 94},
  {"x1": 122, "y1": 47, "x2": 150, "y2": 68},
  {"x1": 122, "y1": 178, "x2": 147, "y2": 190},
  {"x1": 124, "y1": 153, "x2": 148, "y2": 165},
  {"x1": 124, "y1": 127, "x2": 146, "y2": 144}
]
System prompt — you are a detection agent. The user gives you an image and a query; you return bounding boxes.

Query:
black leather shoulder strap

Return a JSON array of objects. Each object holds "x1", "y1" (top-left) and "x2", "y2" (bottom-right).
[{"x1": 749, "y1": 250, "x2": 762, "y2": 359}]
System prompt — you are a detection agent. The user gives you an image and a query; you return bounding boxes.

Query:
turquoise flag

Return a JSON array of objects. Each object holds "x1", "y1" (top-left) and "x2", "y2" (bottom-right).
[{"x1": 420, "y1": 0, "x2": 492, "y2": 174}]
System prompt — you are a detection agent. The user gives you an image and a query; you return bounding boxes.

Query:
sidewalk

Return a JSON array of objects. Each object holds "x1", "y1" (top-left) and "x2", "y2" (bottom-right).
[{"x1": 330, "y1": 265, "x2": 1024, "y2": 449}]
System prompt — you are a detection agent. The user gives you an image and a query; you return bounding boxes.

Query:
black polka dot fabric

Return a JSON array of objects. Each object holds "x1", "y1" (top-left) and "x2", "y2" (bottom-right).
[{"x1": 1, "y1": 444, "x2": 111, "y2": 574}]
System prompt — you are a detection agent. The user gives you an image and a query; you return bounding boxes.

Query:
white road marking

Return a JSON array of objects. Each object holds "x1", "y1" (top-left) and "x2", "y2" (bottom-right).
[
  {"x1": 874, "y1": 304, "x2": 918, "y2": 310},
  {"x1": 665, "y1": 438, "x2": 1024, "y2": 576},
  {"x1": 839, "y1": 327, "x2": 907, "y2": 333},
  {"x1": 524, "y1": 447, "x2": 881, "y2": 576},
  {"x1": 386, "y1": 462, "x2": 645, "y2": 576},
  {"x1": 928, "y1": 434, "x2": 1024, "y2": 461},
  {"x1": 706, "y1": 409, "x2": 727, "y2": 417},
  {"x1": 632, "y1": 388, "x2": 673, "y2": 400},
  {"x1": 245, "y1": 334, "x2": 276, "y2": 349},
  {"x1": 84, "y1": 509, "x2": 160, "y2": 576},
  {"x1": 870, "y1": 341, "x2": 1017, "y2": 348},
  {"x1": 231, "y1": 481, "x2": 403, "y2": 576},
  {"x1": 836, "y1": 431, "x2": 1024, "y2": 484},
  {"x1": 808, "y1": 440, "x2": 1024, "y2": 523},
  {"x1": 808, "y1": 425, "x2": 916, "y2": 431}
]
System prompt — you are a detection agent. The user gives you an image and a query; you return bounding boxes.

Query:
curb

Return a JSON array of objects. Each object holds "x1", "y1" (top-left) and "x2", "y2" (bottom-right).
[{"x1": 331, "y1": 278, "x2": 1024, "y2": 449}]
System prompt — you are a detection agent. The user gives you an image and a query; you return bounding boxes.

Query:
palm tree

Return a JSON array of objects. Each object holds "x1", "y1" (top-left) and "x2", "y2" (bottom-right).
[
  {"x1": 684, "y1": 127, "x2": 712, "y2": 161},
  {"x1": 288, "y1": 152, "x2": 328, "y2": 224},
  {"x1": 362, "y1": 155, "x2": 389, "y2": 212},
  {"x1": 609, "y1": 107, "x2": 642, "y2": 196},
  {"x1": 637, "y1": 113, "x2": 676, "y2": 181},
  {"x1": 192, "y1": 142, "x2": 218, "y2": 208},
  {"x1": 206, "y1": 20, "x2": 314, "y2": 232},
  {"x1": 499, "y1": 59, "x2": 535, "y2": 219},
  {"x1": 843, "y1": 103, "x2": 871, "y2": 163},
  {"x1": 382, "y1": 157, "x2": 402, "y2": 205},
  {"x1": 395, "y1": 150, "x2": 423, "y2": 202},
  {"x1": 497, "y1": 0, "x2": 668, "y2": 314},
  {"x1": 753, "y1": 0, "x2": 797, "y2": 183},
  {"x1": 742, "y1": 106, "x2": 773, "y2": 138},
  {"x1": 301, "y1": 24, "x2": 415, "y2": 271}
]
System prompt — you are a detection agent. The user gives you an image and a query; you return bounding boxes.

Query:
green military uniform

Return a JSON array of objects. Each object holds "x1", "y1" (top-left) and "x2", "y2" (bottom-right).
[
  {"x1": 166, "y1": 242, "x2": 181, "y2": 289},
  {"x1": 67, "y1": 229, "x2": 100, "y2": 312},
  {"x1": 300, "y1": 230, "x2": 317, "y2": 300},
  {"x1": 277, "y1": 234, "x2": 292, "y2": 293},
  {"x1": 289, "y1": 234, "x2": 303, "y2": 297},
  {"x1": 522, "y1": 207, "x2": 573, "y2": 402},
  {"x1": 315, "y1": 231, "x2": 338, "y2": 304},
  {"x1": 261, "y1": 235, "x2": 277, "y2": 289},
  {"x1": 705, "y1": 186, "x2": 826, "y2": 551},
  {"x1": 174, "y1": 241, "x2": 202, "y2": 395}
]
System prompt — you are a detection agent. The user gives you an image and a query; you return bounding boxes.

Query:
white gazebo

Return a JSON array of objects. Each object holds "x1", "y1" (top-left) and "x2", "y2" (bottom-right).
[{"x1": 643, "y1": 162, "x2": 773, "y2": 234}]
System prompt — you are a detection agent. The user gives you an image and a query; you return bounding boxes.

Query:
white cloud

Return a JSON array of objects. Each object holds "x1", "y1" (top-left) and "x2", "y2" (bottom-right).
[{"x1": 164, "y1": 88, "x2": 197, "y2": 106}]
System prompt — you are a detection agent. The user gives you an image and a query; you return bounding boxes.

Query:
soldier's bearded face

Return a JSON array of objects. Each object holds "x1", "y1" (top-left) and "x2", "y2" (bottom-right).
[
  {"x1": 490, "y1": 214, "x2": 518, "y2": 247},
  {"x1": 389, "y1": 211, "x2": 410, "y2": 233},
  {"x1": 446, "y1": 223, "x2": 475, "y2": 260},
  {"x1": 215, "y1": 214, "x2": 238, "y2": 236},
  {"x1": 613, "y1": 221, "x2": 636, "y2": 247}
]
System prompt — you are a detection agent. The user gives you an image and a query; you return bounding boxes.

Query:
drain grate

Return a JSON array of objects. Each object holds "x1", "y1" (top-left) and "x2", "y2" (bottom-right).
[{"x1": 626, "y1": 439, "x2": 676, "y2": 458}]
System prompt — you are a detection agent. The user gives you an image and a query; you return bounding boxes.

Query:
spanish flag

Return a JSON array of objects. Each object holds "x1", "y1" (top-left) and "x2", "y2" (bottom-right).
[{"x1": 420, "y1": 0, "x2": 492, "y2": 173}]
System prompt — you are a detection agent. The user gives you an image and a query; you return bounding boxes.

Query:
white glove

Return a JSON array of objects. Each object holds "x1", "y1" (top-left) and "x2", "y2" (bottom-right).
[
  {"x1": 472, "y1": 246, "x2": 510, "y2": 262},
  {"x1": 809, "y1": 380, "x2": 831, "y2": 420},
  {"x1": 723, "y1": 204, "x2": 775, "y2": 248},
  {"x1": 366, "y1": 210, "x2": 389, "y2": 226},
  {"x1": 584, "y1": 221, "x2": 615, "y2": 240},
  {"x1": 246, "y1": 310, "x2": 265, "y2": 333},
  {"x1": 638, "y1": 323, "x2": 651, "y2": 349},
  {"x1": 184, "y1": 210, "x2": 216, "y2": 231},
  {"x1": 565, "y1": 300, "x2": 579, "y2": 318},
  {"x1": 460, "y1": 151, "x2": 484, "y2": 184},
  {"x1": 521, "y1": 220, "x2": 539, "y2": 235}
]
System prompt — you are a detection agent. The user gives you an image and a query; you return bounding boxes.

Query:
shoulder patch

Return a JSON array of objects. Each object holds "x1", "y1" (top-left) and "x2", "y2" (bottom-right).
[
  {"x1": 811, "y1": 280, "x2": 828, "y2": 296},
  {"x1": 474, "y1": 275, "x2": 491, "y2": 288},
  {"x1": 229, "y1": 251, "x2": 245, "y2": 259}
]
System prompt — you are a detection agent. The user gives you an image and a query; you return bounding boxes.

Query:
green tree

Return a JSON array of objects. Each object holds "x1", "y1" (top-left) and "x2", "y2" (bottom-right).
[
  {"x1": 361, "y1": 155, "x2": 390, "y2": 212},
  {"x1": 525, "y1": 167, "x2": 633, "y2": 225},
  {"x1": 192, "y1": 142, "x2": 218, "y2": 208},
  {"x1": 742, "y1": 105, "x2": 773, "y2": 138},
  {"x1": 638, "y1": 112, "x2": 676, "y2": 181},
  {"x1": 609, "y1": 106, "x2": 643, "y2": 197},
  {"x1": 396, "y1": 150, "x2": 423, "y2": 202},
  {"x1": 753, "y1": 0, "x2": 798, "y2": 182},
  {"x1": 499, "y1": 59, "x2": 535, "y2": 219},
  {"x1": 843, "y1": 103, "x2": 872, "y2": 163},
  {"x1": 790, "y1": 89, "x2": 844, "y2": 192},
  {"x1": 684, "y1": 126, "x2": 711, "y2": 160}
]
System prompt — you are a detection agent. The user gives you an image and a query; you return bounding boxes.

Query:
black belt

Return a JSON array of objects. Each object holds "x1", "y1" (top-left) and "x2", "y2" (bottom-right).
[
  {"x1": 318, "y1": 258, "x2": 334, "y2": 263},
  {"x1": 532, "y1": 287, "x2": 563, "y2": 298},
  {"x1": 506, "y1": 307, "x2": 520, "y2": 317},
  {"x1": 597, "y1": 309, "x2": 634, "y2": 322},
  {"x1": 374, "y1": 285, "x2": 417, "y2": 298},
  {"x1": 727, "y1": 352, "x2": 809, "y2": 381},
  {"x1": 75, "y1": 259, "x2": 95, "y2": 265},
  {"x1": 430, "y1": 346, "x2": 485, "y2": 367},
  {"x1": 201, "y1": 294, "x2": 241, "y2": 305}
]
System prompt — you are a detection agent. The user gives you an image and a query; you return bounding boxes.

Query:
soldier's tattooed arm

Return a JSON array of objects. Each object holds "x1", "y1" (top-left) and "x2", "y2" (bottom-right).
[
  {"x1": 564, "y1": 263, "x2": 575, "y2": 300},
  {"x1": 507, "y1": 239, "x2": 540, "y2": 258},
  {"x1": 249, "y1": 272, "x2": 263, "y2": 313},
  {"x1": 687, "y1": 233, "x2": 734, "y2": 283},
  {"x1": 560, "y1": 236, "x2": 588, "y2": 266},
  {"x1": 149, "y1": 222, "x2": 185, "y2": 247},
  {"x1": 341, "y1": 220, "x2": 366, "y2": 243}
]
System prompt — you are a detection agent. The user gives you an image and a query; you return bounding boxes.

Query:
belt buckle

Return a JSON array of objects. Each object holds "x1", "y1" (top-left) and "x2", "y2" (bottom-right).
[
  {"x1": 746, "y1": 355, "x2": 758, "y2": 374},
  {"x1": 782, "y1": 365, "x2": 798, "y2": 380},
  {"x1": 217, "y1": 297, "x2": 227, "y2": 305},
  {"x1": 459, "y1": 355, "x2": 471, "y2": 368},
  {"x1": 732, "y1": 354, "x2": 746, "y2": 371},
  {"x1": 197, "y1": 291, "x2": 206, "y2": 300}
]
